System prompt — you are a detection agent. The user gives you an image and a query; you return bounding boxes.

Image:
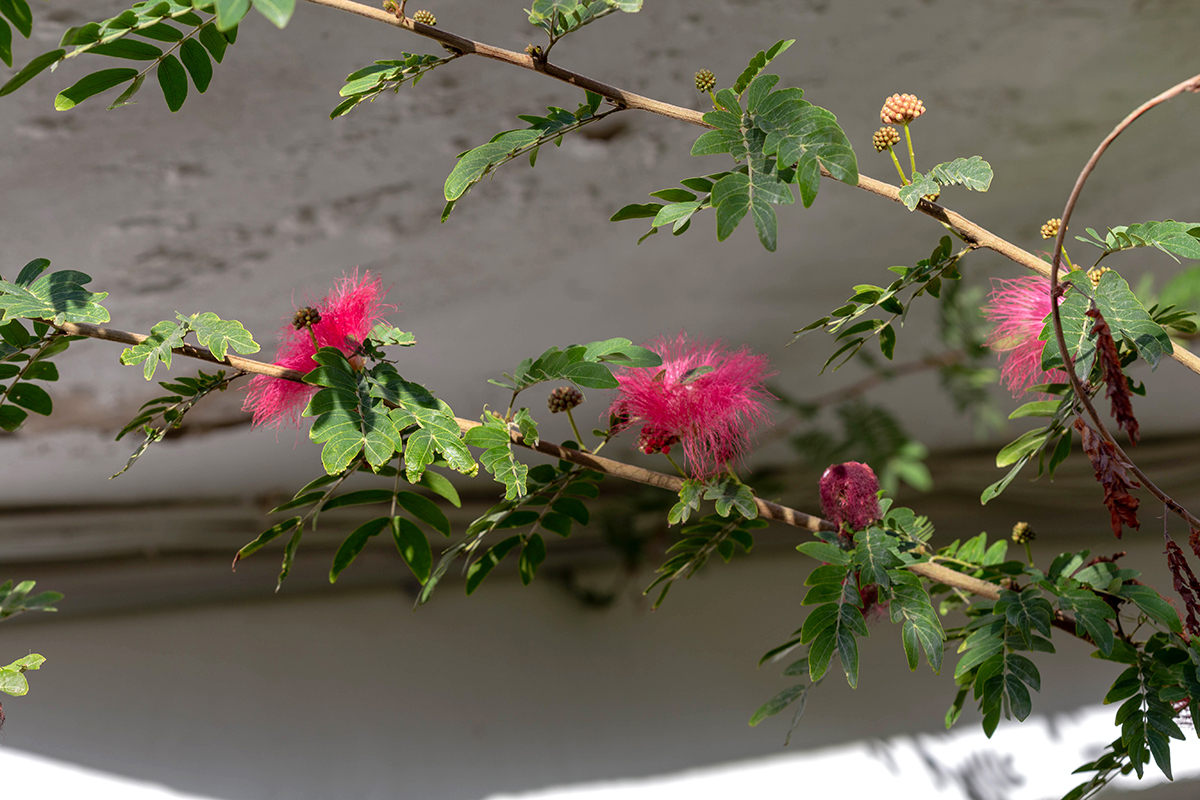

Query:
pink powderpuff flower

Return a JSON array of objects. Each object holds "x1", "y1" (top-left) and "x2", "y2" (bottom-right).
[
  {"x1": 983, "y1": 275, "x2": 1068, "y2": 397},
  {"x1": 607, "y1": 334, "x2": 774, "y2": 478},
  {"x1": 819, "y1": 461, "x2": 881, "y2": 531},
  {"x1": 243, "y1": 270, "x2": 394, "y2": 429}
]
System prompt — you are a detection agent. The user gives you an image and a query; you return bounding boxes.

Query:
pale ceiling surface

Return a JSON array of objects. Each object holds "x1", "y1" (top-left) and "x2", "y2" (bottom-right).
[{"x1": 1, "y1": 0, "x2": 1199, "y2": 509}]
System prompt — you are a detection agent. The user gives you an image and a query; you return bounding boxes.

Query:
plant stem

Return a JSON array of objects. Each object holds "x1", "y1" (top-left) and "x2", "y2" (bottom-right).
[
  {"x1": 888, "y1": 148, "x2": 909, "y2": 185},
  {"x1": 664, "y1": 452, "x2": 687, "y2": 479},
  {"x1": 903, "y1": 121, "x2": 917, "y2": 178},
  {"x1": 564, "y1": 407, "x2": 587, "y2": 451}
]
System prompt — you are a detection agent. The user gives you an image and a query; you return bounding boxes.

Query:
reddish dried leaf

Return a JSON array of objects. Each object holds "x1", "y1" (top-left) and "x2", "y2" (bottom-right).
[
  {"x1": 1074, "y1": 418, "x2": 1140, "y2": 538},
  {"x1": 1191, "y1": 527, "x2": 1200, "y2": 561},
  {"x1": 1087, "y1": 307, "x2": 1140, "y2": 445},
  {"x1": 1165, "y1": 537, "x2": 1200, "y2": 638}
]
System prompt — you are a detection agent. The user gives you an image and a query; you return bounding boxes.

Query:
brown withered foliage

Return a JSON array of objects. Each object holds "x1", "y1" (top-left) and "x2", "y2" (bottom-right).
[
  {"x1": 1191, "y1": 527, "x2": 1200, "y2": 561},
  {"x1": 1165, "y1": 536, "x2": 1200, "y2": 638},
  {"x1": 1074, "y1": 418, "x2": 1140, "y2": 538},
  {"x1": 1087, "y1": 307, "x2": 1140, "y2": 445}
]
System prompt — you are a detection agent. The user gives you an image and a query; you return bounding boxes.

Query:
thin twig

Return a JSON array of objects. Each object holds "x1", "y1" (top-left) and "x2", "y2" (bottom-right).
[
  {"x1": 54, "y1": 317, "x2": 1015, "y2": 602},
  {"x1": 298, "y1": 0, "x2": 1200, "y2": 380},
  {"x1": 1046, "y1": 72, "x2": 1200, "y2": 532}
]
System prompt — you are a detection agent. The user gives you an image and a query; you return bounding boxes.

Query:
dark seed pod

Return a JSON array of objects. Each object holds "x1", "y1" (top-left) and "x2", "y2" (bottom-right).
[{"x1": 548, "y1": 386, "x2": 583, "y2": 413}]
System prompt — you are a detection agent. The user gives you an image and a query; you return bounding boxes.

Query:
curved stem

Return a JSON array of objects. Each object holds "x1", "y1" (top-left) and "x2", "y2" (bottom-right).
[{"x1": 1045, "y1": 71, "x2": 1200, "y2": 531}]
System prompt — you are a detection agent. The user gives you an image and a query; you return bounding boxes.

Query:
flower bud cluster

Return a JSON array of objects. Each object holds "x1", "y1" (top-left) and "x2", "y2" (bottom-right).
[
  {"x1": 872, "y1": 126, "x2": 900, "y2": 152},
  {"x1": 547, "y1": 386, "x2": 583, "y2": 413},
  {"x1": 880, "y1": 93, "x2": 925, "y2": 125},
  {"x1": 1040, "y1": 218, "x2": 1062, "y2": 240},
  {"x1": 1087, "y1": 266, "x2": 1110, "y2": 288},
  {"x1": 413, "y1": 9, "x2": 436, "y2": 25},
  {"x1": 638, "y1": 428, "x2": 680, "y2": 455},
  {"x1": 694, "y1": 69, "x2": 716, "y2": 93},
  {"x1": 1011, "y1": 521, "x2": 1036, "y2": 544},
  {"x1": 292, "y1": 306, "x2": 322, "y2": 330}
]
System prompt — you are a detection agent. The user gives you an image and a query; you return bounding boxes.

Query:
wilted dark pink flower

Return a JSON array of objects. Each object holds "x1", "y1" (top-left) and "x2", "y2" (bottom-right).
[
  {"x1": 983, "y1": 276, "x2": 1066, "y2": 397},
  {"x1": 243, "y1": 270, "x2": 393, "y2": 429},
  {"x1": 819, "y1": 461, "x2": 881, "y2": 531},
  {"x1": 607, "y1": 334, "x2": 773, "y2": 478}
]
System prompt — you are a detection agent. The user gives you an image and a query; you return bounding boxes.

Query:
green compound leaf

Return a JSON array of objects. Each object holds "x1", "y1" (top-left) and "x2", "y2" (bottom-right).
[
  {"x1": 0, "y1": 267, "x2": 109, "y2": 325},
  {"x1": 304, "y1": 348, "x2": 400, "y2": 474},
  {"x1": 54, "y1": 67, "x2": 139, "y2": 111},
  {"x1": 119, "y1": 320, "x2": 186, "y2": 380},
  {"x1": 464, "y1": 414, "x2": 529, "y2": 500},
  {"x1": 929, "y1": 156, "x2": 993, "y2": 192},
  {"x1": 444, "y1": 94, "x2": 612, "y2": 217},
  {"x1": 1057, "y1": 587, "x2": 1116, "y2": 656},
  {"x1": 754, "y1": 82, "x2": 858, "y2": 207},
  {"x1": 183, "y1": 311, "x2": 258, "y2": 360},
  {"x1": 252, "y1": 0, "x2": 295, "y2": 28},
  {"x1": 1076, "y1": 220, "x2": 1200, "y2": 263},
  {"x1": 1118, "y1": 584, "x2": 1182, "y2": 634},
  {"x1": 851, "y1": 527, "x2": 904, "y2": 589},
  {"x1": 369, "y1": 365, "x2": 476, "y2": 482},
  {"x1": 732, "y1": 38, "x2": 794, "y2": 96},
  {"x1": 888, "y1": 570, "x2": 944, "y2": 673},
  {"x1": 1042, "y1": 270, "x2": 1172, "y2": 376},
  {"x1": 897, "y1": 171, "x2": 941, "y2": 211}
]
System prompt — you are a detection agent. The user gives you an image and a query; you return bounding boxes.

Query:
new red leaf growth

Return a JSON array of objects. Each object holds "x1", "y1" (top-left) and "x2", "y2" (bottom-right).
[
  {"x1": 1164, "y1": 535, "x2": 1200, "y2": 639},
  {"x1": 1088, "y1": 306, "x2": 1140, "y2": 445},
  {"x1": 1074, "y1": 419, "x2": 1140, "y2": 538}
]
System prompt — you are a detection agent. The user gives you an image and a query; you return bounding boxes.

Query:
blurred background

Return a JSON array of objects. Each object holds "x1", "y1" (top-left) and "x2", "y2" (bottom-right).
[{"x1": 2, "y1": 1, "x2": 1200, "y2": 797}]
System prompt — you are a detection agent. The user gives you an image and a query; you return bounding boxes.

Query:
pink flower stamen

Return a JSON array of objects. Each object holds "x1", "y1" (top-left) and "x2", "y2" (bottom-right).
[
  {"x1": 607, "y1": 334, "x2": 773, "y2": 479},
  {"x1": 983, "y1": 276, "x2": 1067, "y2": 396},
  {"x1": 243, "y1": 270, "x2": 394, "y2": 429}
]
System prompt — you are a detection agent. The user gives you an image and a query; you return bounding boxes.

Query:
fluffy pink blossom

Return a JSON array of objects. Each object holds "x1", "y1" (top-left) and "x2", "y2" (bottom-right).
[
  {"x1": 983, "y1": 276, "x2": 1066, "y2": 396},
  {"x1": 243, "y1": 270, "x2": 393, "y2": 429},
  {"x1": 819, "y1": 461, "x2": 881, "y2": 531},
  {"x1": 607, "y1": 334, "x2": 773, "y2": 478}
]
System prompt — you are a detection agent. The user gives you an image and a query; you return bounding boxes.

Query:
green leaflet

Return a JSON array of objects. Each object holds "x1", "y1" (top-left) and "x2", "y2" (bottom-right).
[
  {"x1": 118, "y1": 312, "x2": 258, "y2": 380},
  {"x1": 1041, "y1": 269, "x2": 1172, "y2": 375},
  {"x1": 526, "y1": 0, "x2": 638, "y2": 42},
  {"x1": 888, "y1": 571, "x2": 944, "y2": 673},
  {"x1": 0, "y1": 579, "x2": 62, "y2": 621},
  {"x1": 2, "y1": 4, "x2": 236, "y2": 111},
  {"x1": 368, "y1": 364, "x2": 476, "y2": 482},
  {"x1": 443, "y1": 92, "x2": 607, "y2": 218},
  {"x1": 0, "y1": 262, "x2": 110, "y2": 325},
  {"x1": 331, "y1": 52, "x2": 454, "y2": 119},
  {"x1": 1, "y1": 653, "x2": 47, "y2": 698},
  {"x1": 1076, "y1": 220, "x2": 1200, "y2": 263},
  {"x1": 929, "y1": 156, "x2": 994, "y2": 192},
  {"x1": 464, "y1": 414, "x2": 528, "y2": 500},
  {"x1": 304, "y1": 348, "x2": 401, "y2": 474},
  {"x1": 646, "y1": 511, "x2": 763, "y2": 609},
  {"x1": 489, "y1": 338, "x2": 660, "y2": 393},
  {"x1": 251, "y1": 0, "x2": 295, "y2": 28}
]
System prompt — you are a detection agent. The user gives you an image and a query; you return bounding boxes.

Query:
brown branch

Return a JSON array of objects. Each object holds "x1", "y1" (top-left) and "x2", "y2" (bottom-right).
[
  {"x1": 56, "y1": 318, "x2": 1017, "y2": 603},
  {"x1": 1045, "y1": 72, "x2": 1200, "y2": 533},
  {"x1": 301, "y1": 0, "x2": 1200, "y2": 379}
]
